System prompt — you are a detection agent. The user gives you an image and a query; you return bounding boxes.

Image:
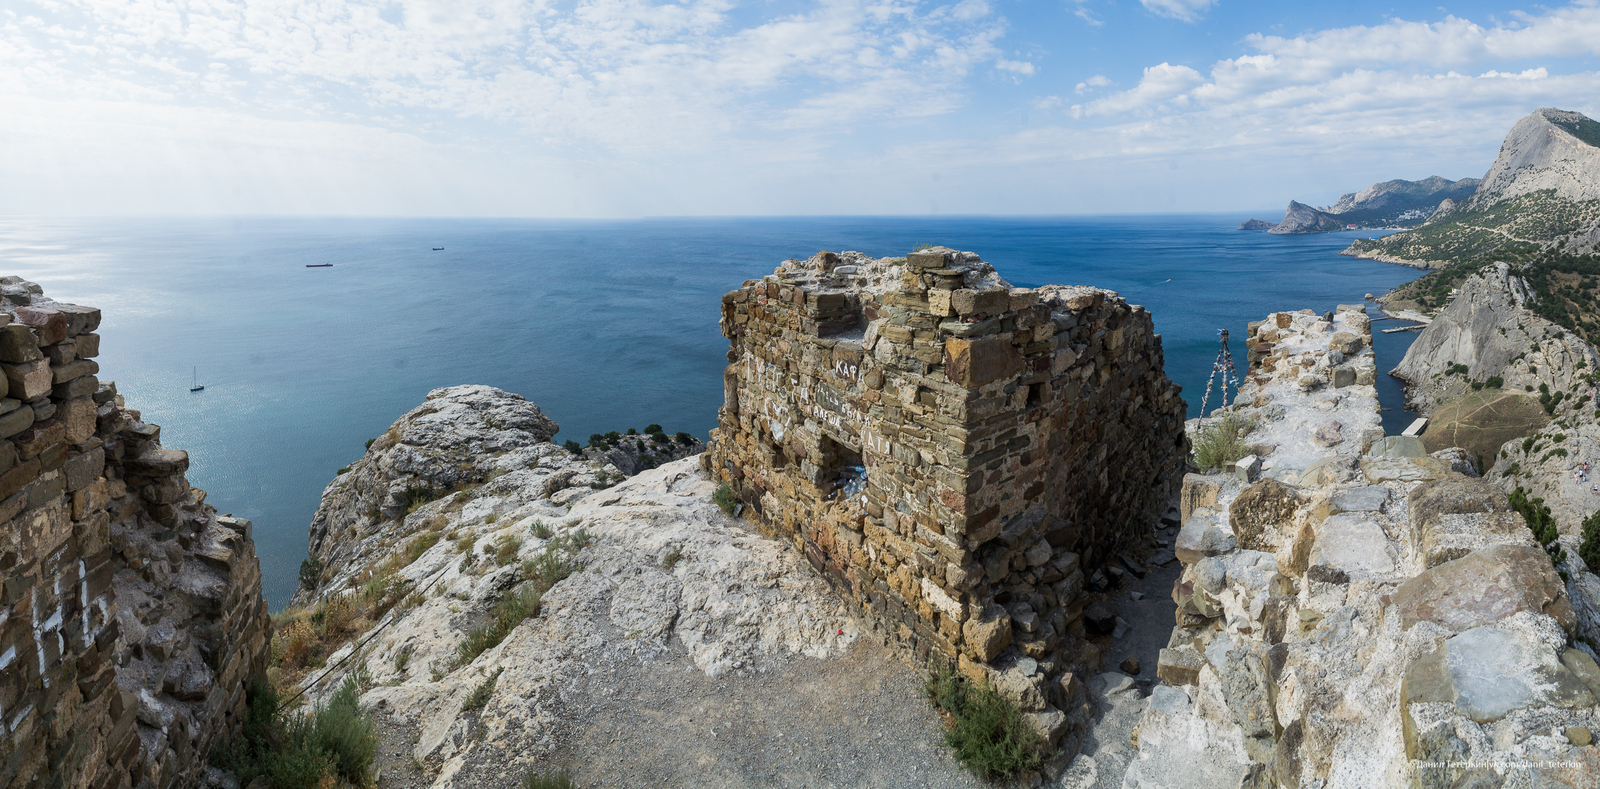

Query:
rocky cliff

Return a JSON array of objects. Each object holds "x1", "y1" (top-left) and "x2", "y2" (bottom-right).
[
  {"x1": 1122, "y1": 303, "x2": 1600, "y2": 788},
  {"x1": 1266, "y1": 201, "x2": 1346, "y2": 235},
  {"x1": 1347, "y1": 108, "x2": 1600, "y2": 266},
  {"x1": 0, "y1": 278, "x2": 270, "y2": 789}
]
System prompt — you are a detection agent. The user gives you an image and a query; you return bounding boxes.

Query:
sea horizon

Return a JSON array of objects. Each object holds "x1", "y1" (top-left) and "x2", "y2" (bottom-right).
[{"x1": 0, "y1": 213, "x2": 1424, "y2": 606}]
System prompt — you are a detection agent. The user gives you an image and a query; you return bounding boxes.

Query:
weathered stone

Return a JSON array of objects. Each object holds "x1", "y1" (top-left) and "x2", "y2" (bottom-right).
[
  {"x1": 1157, "y1": 648, "x2": 1205, "y2": 685},
  {"x1": 0, "y1": 403, "x2": 34, "y2": 439},
  {"x1": 1359, "y1": 456, "x2": 1451, "y2": 483},
  {"x1": 950, "y1": 288, "x2": 1009, "y2": 317},
  {"x1": 1311, "y1": 419, "x2": 1342, "y2": 446},
  {"x1": 1395, "y1": 544, "x2": 1576, "y2": 634},
  {"x1": 3, "y1": 359, "x2": 53, "y2": 401},
  {"x1": 1413, "y1": 511, "x2": 1533, "y2": 569},
  {"x1": 943, "y1": 335, "x2": 1022, "y2": 388},
  {"x1": 1119, "y1": 655, "x2": 1141, "y2": 675},
  {"x1": 0, "y1": 323, "x2": 41, "y2": 363},
  {"x1": 1368, "y1": 435, "x2": 1426, "y2": 458},
  {"x1": 1561, "y1": 649, "x2": 1600, "y2": 700},
  {"x1": 1309, "y1": 514, "x2": 1396, "y2": 580},
  {"x1": 126, "y1": 449, "x2": 190, "y2": 477},
  {"x1": 14, "y1": 305, "x2": 67, "y2": 345},
  {"x1": 1180, "y1": 473, "x2": 1225, "y2": 522},
  {"x1": 1228, "y1": 478, "x2": 1302, "y2": 552},
  {"x1": 1328, "y1": 331, "x2": 1363, "y2": 354},
  {"x1": 1330, "y1": 367, "x2": 1356, "y2": 388},
  {"x1": 963, "y1": 603, "x2": 1013, "y2": 661},
  {"x1": 1083, "y1": 601, "x2": 1117, "y2": 635},
  {"x1": 1444, "y1": 625, "x2": 1595, "y2": 722},
  {"x1": 1175, "y1": 515, "x2": 1238, "y2": 565}
]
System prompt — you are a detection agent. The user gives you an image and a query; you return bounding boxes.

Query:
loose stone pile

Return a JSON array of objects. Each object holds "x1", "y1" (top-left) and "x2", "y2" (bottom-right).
[
  {"x1": 1123, "y1": 305, "x2": 1600, "y2": 787},
  {"x1": 703, "y1": 248, "x2": 1188, "y2": 760},
  {"x1": 0, "y1": 278, "x2": 270, "y2": 789}
]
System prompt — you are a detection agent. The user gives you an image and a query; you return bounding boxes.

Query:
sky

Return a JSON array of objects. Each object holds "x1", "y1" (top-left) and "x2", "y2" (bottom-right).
[{"x1": 3, "y1": 0, "x2": 1599, "y2": 217}]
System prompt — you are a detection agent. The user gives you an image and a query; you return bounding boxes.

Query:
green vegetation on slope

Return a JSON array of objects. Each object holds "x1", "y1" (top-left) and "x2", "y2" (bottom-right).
[{"x1": 1349, "y1": 190, "x2": 1600, "y2": 277}]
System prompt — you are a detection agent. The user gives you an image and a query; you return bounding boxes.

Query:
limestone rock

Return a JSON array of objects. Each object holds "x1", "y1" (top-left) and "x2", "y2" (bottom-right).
[
  {"x1": 1175, "y1": 515, "x2": 1237, "y2": 566},
  {"x1": 1359, "y1": 456, "x2": 1451, "y2": 483},
  {"x1": 1228, "y1": 478, "x2": 1302, "y2": 552},
  {"x1": 1368, "y1": 435, "x2": 1426, "y2": 458},
  {"x1": 964, "y1": 603, "x2": 1013, "y2": 661},
  {"x1": 1395, "y1": 544, "x2": 1576, "y2": 633},
  {"x1": 1180, "y1": 473, "x2": 1225, "y2": 523}
]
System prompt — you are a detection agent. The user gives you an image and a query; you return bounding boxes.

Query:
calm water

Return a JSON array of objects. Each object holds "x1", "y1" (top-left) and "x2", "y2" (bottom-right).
[{"x1": 0, "y1": 216, "x2": 1422, "y2": 606}]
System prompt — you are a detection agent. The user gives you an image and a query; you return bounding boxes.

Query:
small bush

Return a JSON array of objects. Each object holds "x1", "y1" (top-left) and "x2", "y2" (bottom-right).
[
  {"x1": 529, "y1": 519, "x2": 553, "y2": 539},
  {"x1": 406, "y1": 532, "x2": 441, "y2": 564},
  {"x1": 645, "y1": 424, "x2": 663, "y2": 434},
  {"x1": 278, "y1": 620, "x2": 315, "y2": 668},
  {"x1": 1191, "y1": 413, "x2": 1252, "y2": 472},
  {"x1": 461, "y1": 668, "x2": 504, "y2": 712},
  {"x1": 1581, "y1": 509, "x2": 1600, "y2": 572},
  {"x1": 455, "y1": 534, "x2": 476, "y2": 554},
  {"x1": 661, "y1": 545, "x2": 683, "y2": 569},
  {"x1": 525, "y1": 770, "x2": 579, "y2": 789},
  {"x1": 402, "y1": 485, "x2": 440, "y2": 514},
  {"x1": 924, "y1": 661, "x2": 1041, "y2": 778},
  {"x1": 713, "y1": 483, "x2": 738, "y2": 515},
  {"x1": 394, "y1": 644, "x2": 415, "y2": 673},
  {"x1": 1486, "y1": 375, "x2": 1504, "y2": 388},
  {"x1": 1511, "y1": 487, "x2": 1568, "y2": 568},
  {"x1": 336, "y1": 464, "x2": 351, "y2": 475},
  {"x1": 298, "y1": 558, "x2": 324, "y2": 592},
  {"x1": 365, "y1": 438, "x2": 376, "y2": 450},
  {"x1": 564, "y1": 440, "x2": 582, "y2": 455},
  {"x1": 454, "y1": 585, "x2": 541, "y2": 668},
  {"x1": 676, "y1": 431, "x2": 694, "y2": 445},
  {"x1": 625, "y1": 428, "x2": 637, "y2": 436},
  {"x1": 212, "y1": 675, "x2": 377, "y2": 789},
  {"x1": 494, "y1": 534, "x2": 524, "y2": 566}
]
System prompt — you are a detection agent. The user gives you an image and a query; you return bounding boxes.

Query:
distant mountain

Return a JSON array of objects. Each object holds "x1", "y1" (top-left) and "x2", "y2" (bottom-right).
[
  {"x1": 1267, "y1": 200, "x2": 1346, "y2": 234},
  {"x1": 1237, "y1": 219, "x2": 1276, "y2": 231},
  {"x1": 1346, "y1": 108, "x2": 1600, "y2": 266},
  {"x1": 1253, "y1": 176, "x2": 1478, "y2": 235}
]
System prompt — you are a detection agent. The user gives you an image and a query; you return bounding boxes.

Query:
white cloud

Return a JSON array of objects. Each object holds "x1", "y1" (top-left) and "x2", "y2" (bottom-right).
[
  {"x1": 1082, "y1": 62, "x2": 1202, "y2": 115},
  {"x1": 1139, "y1": 0, "x2": 1216, "y2": 23},
  {"x1": 1074, "y1": 74, "x2": 1110, "y2": 94}
]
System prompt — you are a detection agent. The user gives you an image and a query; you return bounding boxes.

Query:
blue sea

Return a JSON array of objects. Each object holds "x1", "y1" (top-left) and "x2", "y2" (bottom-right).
[{"x1": 0, "y1": 215, "x2": 1423, "y2": 607}]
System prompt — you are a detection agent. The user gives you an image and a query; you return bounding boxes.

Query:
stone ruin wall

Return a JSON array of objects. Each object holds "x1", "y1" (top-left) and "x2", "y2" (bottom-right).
[
  {"x1": 704, "y1": 247, "x2": 1187, "y2": 757},
  {"x1": 0, "y1": 278, "x2": 270, "y2": 789}
]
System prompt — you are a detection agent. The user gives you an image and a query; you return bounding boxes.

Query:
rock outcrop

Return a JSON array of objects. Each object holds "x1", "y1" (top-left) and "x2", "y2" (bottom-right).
[
  {"x1": 1346, "y1": 108, "x2": 1600, "y2": 265},
  {"x1": 1266, "y1": 201, "x2": 1346, "y2": 235},
  {"x1": 0, "y1": 278, "x2": 270, "y2": 789},
  {"x1": 1237, "y1": 219, "x2": 1277, "y2": 231},
  {"x1": 1121, "y1": 302, "x2": 1600, "y2": 789},
  {"x1": 292, "y1": 389, "x2": 863, "y2": 787},
  {"x1": 301, "y1": 385, "x2": 701, "y2": 598}
]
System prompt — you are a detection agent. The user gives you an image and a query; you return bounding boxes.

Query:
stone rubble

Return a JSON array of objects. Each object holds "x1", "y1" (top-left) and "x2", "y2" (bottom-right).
[{"x1": 1119, "y1": 305, "x2": 1600, "y2": 788}]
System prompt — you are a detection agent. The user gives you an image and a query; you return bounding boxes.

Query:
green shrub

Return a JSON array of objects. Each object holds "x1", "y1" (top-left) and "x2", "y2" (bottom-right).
[
  {"x1": 713, "y1": 483, "x2": 738, "y2": 515},
  {"x1": 1486, "y1": 376, "x2": 1504, "y2": 388},
  {"x1": 365, "y1": 438, "x2": 376, "y2": 450},
  {"x1": 461, "y1": 667, "x2": 504, "y2": 712},
  {"x1": 402, "y1": 485, "x2": 440, "y2": 513},
  {"x1": 676, "y1": 431, "x2": 694, "y2": 445},
  {"x1": 1191, "y1": 413, "x2": 1252, "y2": 472},
  {"x1": 529, "y1": 519, "x2": 553, "y2": 539},
  {"x1": 645, "y1": 424, "x2": 663, "y2": 434},
  {"x1": 454, "y1": 585, "x2": 542, "y2": 668},
  {"x1": 564, "y1": 440, "x2": 582, "y2": 455},
  {"x1": 493, "y1": 534, "x2": 524, "y2": 566},
  {"x1": 1510, "y1": 487, "x2": 1568, "y2": 568},
  {"x1": 394, "y1": 644, "x2": 414, "y2": 673},
  {"x1": 924, "y1": 661, "x2": 1041, "y2": 778},
  {"x1": 336, "y1": 464, "x2": 351, "y2": 475},
  {"x1": 298, "y1": 558, "x2": 323, "y2": 592},
  {"x1": 213, "y1": 675, "x2": 377, "y2": 789},
  {"x1": 525, "y1": 769, "x2": 579, "y2": 789},
  {"x1": 1581, "y1": 509, "x2": 1600, "y2": 572}
]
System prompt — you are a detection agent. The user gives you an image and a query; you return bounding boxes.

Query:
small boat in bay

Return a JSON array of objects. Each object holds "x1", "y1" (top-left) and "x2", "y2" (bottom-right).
[
  {"x1": 432, "y1": 247, "x2": 444, "y2": 251},
  {"x1": 190, "y1": 367, "x2": 204, "y2": 392},
  {"x1": 306, "y1": 263, "x2": 333, "y2": 268}
]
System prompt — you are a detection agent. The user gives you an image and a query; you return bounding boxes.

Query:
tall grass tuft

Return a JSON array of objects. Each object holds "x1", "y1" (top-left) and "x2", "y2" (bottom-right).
[{"x1": 1191, "y1": 412, "x2": 1252, "y2": 472}]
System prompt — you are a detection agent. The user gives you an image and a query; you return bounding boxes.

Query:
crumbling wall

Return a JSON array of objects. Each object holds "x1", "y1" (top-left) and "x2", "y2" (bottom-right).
[
  {"x1": 704, "y1": 247, "x2": 1187, "y2": 758},
  {"x1": 0, "y1": 277, "x2": 270, "y2": 789}
]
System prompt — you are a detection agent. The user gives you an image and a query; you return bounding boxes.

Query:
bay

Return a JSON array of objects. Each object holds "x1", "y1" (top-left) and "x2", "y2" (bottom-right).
[{"x1": 0, "y1": 215, "x2": 1422, "y2": 606}]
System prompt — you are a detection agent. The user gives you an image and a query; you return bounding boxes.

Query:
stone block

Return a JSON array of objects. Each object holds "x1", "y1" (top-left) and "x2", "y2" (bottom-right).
[
  {"x1": 951, "y1": 288, "x2": 1010, "y2": 317},
  {"x1": 1408, "y1": 476, "x2": 1510, "y2": 532},
  {"x1": 14, "y1": 306, "x2": 67, "y2": 346},
  {"x1": 1228, "y1": 478, "x2": 1303, "y2": 552},
  {"x1": 0, "y1": 323, "x2": 41, "y2": 363},
  {"x1": 1413, "y1": 512, "x2": 1533, "y2": 569},
  {"x1": 1231, "y1": 454, "x2": 1260, "y2": 483},
  {"x1": 1368, "y1": 435, "x2": 1426, "y2": 458},
  {"x1": 1331, "y1": 367, "x2": 1356, "y2": 388},
  {"x1": 14, "y1": 419, "x2": 64, "y2": 460},
  {"x1": 0, "y1": 404, "x2": 34, "y2": 439},
  {"x1": 1180, "y1": 473, "x2": 1225, "y2": 522},
  {"x1": 1023, "y1": 707, "x2": 1067, "y2": 743},
  {"x1": 59, "y1": 397, "x2": 96, "y2": 446},
  {"x1": 1175, "y1": 515, "x2": 1237, "y2": 565},
  {"x1": 52, "y1": 304, "x2": 102, "y2": 336},
  {"x1": 52, "y1": 374, "x2": 98, "y2": 401},
  {"x1": 943, "y1": 336, "x2": 1022, "y2": 388},
  {"x1": 1328, "y1": 331, "x2": 1363, "y2": 354},
  {"x1": 74, "y1": 333, "x2": 99, "y2": 358},
  {"x1": 1310, "y1": 514, "x2": 1396, "y2": 581},
  {"x1": 126, "y1": 449, "x2": 189, "y2": 477},
  {"x1": 51, "y1": 359, "x2": 97, "y2": 385},
  {"x1": 1359, "y1": 456, "x2": 1450, "y2": 483},
  {"x1": 1157, "y1": 648, "x2": 1205, "y2": 685},
  {"x1": 926, "y1": 289, "x2": 955, "y2": 317},
  {"x1": 1395, "y1": 544, "x2": 1576, "y2": 634},
  {"x1": 3, "y1": 360, "x2": 52, "y2": 401},
  {"x1": 962, "y1": 603, "x2": 1013, "y2": 661}
]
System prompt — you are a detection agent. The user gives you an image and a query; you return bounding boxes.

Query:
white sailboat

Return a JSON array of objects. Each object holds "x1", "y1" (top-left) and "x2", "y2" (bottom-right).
[{"x1": 190, "y1": 366, "x2": 204, "y2": 392}]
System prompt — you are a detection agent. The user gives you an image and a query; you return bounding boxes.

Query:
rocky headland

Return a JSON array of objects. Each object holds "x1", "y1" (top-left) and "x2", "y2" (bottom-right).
[{"x1": 1244, "y1": 177, "x2": 1479, "y2": 236}]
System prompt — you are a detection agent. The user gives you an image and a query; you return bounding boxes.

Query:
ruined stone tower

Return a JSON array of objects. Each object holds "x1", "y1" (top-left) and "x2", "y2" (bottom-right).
[{"x1": 705, "y1": 247, "x2": 1187, "y2": 756}]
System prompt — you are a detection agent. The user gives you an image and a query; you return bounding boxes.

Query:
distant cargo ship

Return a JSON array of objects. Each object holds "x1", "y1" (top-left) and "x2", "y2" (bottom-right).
[{"x1": 306, "y1": 263, "x2": 333, "y2": 268}]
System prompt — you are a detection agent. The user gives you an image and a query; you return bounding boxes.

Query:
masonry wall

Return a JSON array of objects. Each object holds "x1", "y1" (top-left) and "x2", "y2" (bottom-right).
[
  {"x1": 705, "y1": 247, "x2": 1187, "y2": 756},
  {"x1": 0, "y1": 277, "x2": 270, "y2": 789}
]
